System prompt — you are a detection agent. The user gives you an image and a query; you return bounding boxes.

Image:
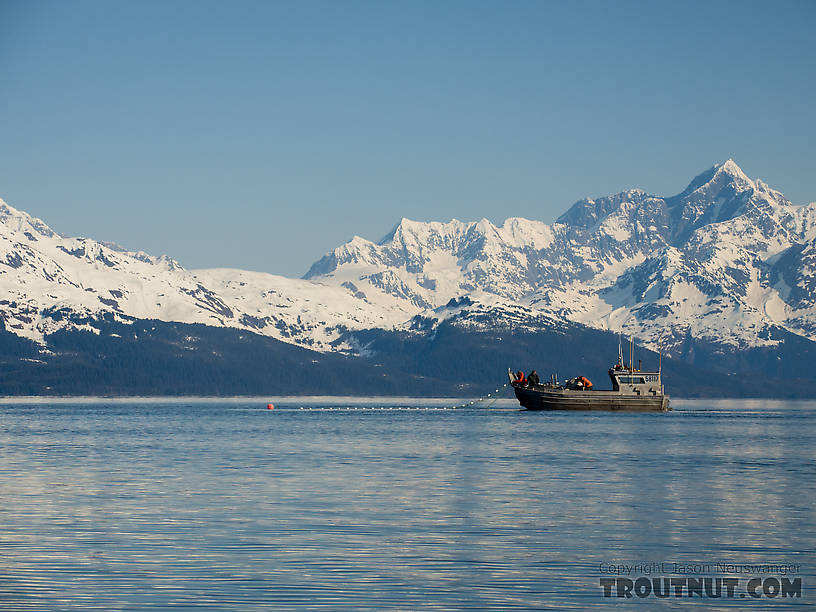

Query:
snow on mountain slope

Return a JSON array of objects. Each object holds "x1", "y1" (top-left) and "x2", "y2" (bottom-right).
[
  {"x1": 2, "y1": 159, "x2": 814, "y2": 359},
  {"x1": 304, "y1": 160, "x2": 816, "y2": 356},
  {"x1": 189, "y1": 268, "x2": 414, "y2": 350},
  {"x1": 577, "y1": 161, "x2": 816, "y2": 352},
  {"x1": 304, "y1": 217, "x2": 558, "y2": 303},
  {"x1": 0, "y1": 200, "x2": 406, "y2": 350}
]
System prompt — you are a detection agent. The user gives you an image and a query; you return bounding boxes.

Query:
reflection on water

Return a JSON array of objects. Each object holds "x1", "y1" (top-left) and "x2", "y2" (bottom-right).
[{"x1": 0, "y1": 399, "x2": 814, "y2": 610}]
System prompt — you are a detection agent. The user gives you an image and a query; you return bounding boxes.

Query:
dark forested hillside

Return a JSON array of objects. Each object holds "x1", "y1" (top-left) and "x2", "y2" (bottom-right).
[{"x1": 1, "y1": 317, "x2": 815, "y2": 398}]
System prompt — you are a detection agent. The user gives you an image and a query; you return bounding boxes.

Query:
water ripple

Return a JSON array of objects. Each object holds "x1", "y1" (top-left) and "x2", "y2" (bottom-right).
[{"x1": 0, "y1": 399, "x2": 814, "y2": 610}]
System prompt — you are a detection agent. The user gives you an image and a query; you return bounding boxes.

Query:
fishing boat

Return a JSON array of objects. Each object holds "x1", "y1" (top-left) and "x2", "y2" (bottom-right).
[{"x1": 509, "y1": 343, "x2": 670, "y2": 412}]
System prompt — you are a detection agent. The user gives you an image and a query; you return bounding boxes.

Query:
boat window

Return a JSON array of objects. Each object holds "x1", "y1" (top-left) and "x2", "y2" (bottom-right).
[{"x1": 617, "y1": 376, "x2": 646, "y2": 384}]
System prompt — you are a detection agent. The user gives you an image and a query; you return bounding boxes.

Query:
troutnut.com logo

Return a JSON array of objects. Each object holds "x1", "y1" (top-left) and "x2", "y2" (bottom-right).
[{"x1": 598, "y1": 562, "x2": 802, "y2": 599}]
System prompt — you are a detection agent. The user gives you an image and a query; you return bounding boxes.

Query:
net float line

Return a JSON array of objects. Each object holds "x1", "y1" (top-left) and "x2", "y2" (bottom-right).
[{"x1": 274, "y1": 382, "x2": 511, "y2": 411}]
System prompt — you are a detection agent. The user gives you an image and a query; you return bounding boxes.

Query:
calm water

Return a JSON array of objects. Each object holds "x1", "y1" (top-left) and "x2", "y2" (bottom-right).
[{"x1": 0, "y1": 398, "x2": 814, "y2": 610}]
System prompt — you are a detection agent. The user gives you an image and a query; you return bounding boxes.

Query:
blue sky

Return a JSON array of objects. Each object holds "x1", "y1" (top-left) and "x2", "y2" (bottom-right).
[{"x1": 1, "y1": 0, "x2": 814, "y2": 276}]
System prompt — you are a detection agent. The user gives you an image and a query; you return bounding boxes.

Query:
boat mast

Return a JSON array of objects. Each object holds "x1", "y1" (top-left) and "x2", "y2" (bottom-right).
[{"x1": 659, "y1": 340, "x2": 663, "y2": 376}]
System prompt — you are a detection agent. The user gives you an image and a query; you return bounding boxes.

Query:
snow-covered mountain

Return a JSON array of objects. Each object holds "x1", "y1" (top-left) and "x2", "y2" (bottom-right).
[
  {"x1": 2, "y1": 159, "x2": 815, "y2": 361},
  {"x1": 0, "y1": 201, "x2": 411, "y2": 351},
  {"x1": 302, "y1": 160, "x2": 816, "y2": 356}
]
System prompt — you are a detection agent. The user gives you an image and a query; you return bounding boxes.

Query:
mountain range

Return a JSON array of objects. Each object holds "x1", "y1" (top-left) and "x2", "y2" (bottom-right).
[{"x1": 2, "y1": 160, "x2": 815, "y2": 396}]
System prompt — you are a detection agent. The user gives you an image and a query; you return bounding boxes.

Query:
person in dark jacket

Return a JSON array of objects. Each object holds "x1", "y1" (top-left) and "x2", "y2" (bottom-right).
[{"x1": 527, "y1": 370, "x2": 540, "y2": 386}]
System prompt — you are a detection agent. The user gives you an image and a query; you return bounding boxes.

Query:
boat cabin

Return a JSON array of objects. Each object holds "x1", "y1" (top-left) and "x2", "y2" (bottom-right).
[{"x1": 608, "y1": 366, "x2": 663, "y2": 396}]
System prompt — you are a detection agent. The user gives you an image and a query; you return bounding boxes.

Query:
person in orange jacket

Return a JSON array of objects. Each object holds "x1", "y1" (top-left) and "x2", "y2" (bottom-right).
[{"x1": 577, "y1": 375, "x2": 593, "y2": 390}]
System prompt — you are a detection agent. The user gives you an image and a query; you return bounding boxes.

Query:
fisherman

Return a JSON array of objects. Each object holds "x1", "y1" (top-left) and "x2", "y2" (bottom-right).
[
  {"x1": 516, "y1": 370, "x2": 527, "y2": 386},
  {"x1": 527, "y1": 370, "x2": 540, "y2": 386}
]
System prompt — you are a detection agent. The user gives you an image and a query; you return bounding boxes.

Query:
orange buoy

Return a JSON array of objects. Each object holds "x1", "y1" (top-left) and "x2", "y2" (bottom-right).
[{"x1": 267, "y1": 403, "x2": 274, "y2": 410}]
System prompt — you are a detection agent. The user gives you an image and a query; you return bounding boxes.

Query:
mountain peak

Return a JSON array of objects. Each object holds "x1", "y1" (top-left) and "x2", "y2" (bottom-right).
[
  {"x1": 378, "y1": 217, "x2": 428, "y2": 244},
  {"x1": 714, "y1": 158, "x2": 750, "y2": 182},
  {"x1": 379, "y1": 217, "x2": 474, "y2": 247},
  {"x1": 0, "y1": 198, "x2": 57, "y2": 238},
  {"x1": 676, "y1": 159, "x2": 753, "y2": 200}
]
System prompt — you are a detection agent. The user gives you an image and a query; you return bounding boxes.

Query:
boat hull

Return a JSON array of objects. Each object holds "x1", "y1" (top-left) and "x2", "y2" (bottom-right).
[{"x1": 513, "y1": 385, "x2": 670, "y2": 412}]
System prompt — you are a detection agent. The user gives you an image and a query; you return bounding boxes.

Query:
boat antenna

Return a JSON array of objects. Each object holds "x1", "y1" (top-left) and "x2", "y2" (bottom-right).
[
  {"x1": 659, "y1": 338, "x2": 663, "y2": 375},
  {"x1": 629, "y1": 335, "x2": 634, "y2": 372},
  {"x1": 618, "y1": 333, "x2": 623, "y2": 366}
]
